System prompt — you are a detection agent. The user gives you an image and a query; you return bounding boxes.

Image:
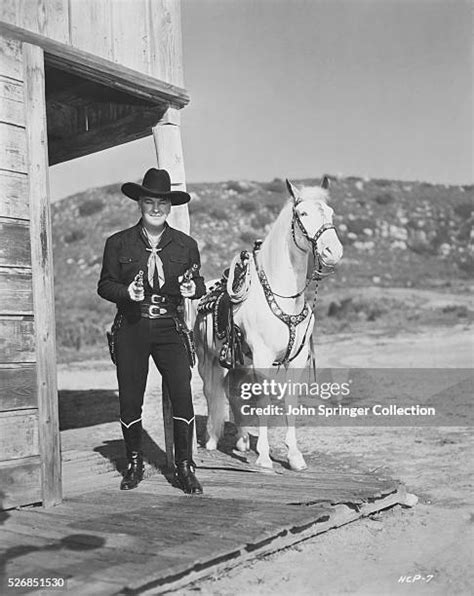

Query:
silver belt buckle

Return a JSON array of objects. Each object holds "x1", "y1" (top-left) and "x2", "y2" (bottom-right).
[
  {"x1": 151, "y1": 294, "x2": 161, "y2": 304},
  {"x1": 148, "y1": 305, "x2": 167, "y2": 317}
]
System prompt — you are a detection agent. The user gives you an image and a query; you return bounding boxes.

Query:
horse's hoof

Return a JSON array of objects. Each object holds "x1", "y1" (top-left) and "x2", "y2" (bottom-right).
[
  {"x1": 288, "y1": 454, "x2": 308, "y2": 472},
  {"x1": 236, "y1": 436, "x2": 250, "y2": 452},
  {"x1": 256, "y1": 455, "x2": 273, "y2": 469},
  {"x1": 205, "y1": 438, "x2": 218, "y2": 450}
]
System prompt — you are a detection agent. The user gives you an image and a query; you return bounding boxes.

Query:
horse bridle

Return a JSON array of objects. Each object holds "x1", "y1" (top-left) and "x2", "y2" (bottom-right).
[
  {"x1": 292, "y1": 205, "x2": 336, "y2": 259},
  {"x1": 253, "y1": 206, "x2": 338, "y2": 366},
  {"x1": 263, "y1": 206, "x2": 337, "y2": 300}
]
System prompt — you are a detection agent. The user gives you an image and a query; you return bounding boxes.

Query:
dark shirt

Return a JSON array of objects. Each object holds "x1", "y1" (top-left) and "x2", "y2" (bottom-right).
[{"x1": 98, "y1": 221, "x2": 205, "y2": 315}]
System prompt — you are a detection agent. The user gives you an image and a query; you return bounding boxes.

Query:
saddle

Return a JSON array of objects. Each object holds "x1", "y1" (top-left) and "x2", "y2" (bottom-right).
[{"x1": 198, "y1": 250, "x2": 252, "y2": 368}]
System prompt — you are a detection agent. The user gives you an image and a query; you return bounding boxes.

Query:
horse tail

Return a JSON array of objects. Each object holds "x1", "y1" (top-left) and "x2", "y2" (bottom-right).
[{"x1": 194, "y1": 308, "x2": 227, "y2": 448}]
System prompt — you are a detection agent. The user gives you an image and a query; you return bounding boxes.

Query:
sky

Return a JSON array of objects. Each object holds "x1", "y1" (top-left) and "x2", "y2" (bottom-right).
[{"x1": 49, "y1": 0, "x2": 472, "y2": 201}]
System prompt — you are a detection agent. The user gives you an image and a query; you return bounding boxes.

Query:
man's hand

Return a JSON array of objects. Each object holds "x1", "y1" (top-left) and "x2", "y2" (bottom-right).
[
  {"x1": 128, "y1": 280, "x2": 145, "y2": 302},
  {"x1": 179, "y1": 276, "x2": 196, "y2": 298}
]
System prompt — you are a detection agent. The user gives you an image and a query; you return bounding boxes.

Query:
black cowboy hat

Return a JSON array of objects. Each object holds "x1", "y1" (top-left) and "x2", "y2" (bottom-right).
[{"x1": 121, "y1": 168, "x2": 191, "y2": 205}]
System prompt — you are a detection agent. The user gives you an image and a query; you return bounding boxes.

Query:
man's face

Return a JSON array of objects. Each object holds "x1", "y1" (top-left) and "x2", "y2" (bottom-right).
[{"x1": 139, "y1": 196, "x2": 171, "y2": 228}]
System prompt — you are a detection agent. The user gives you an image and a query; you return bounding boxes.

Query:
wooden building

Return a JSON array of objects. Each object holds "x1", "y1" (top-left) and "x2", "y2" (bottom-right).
[{"x1": 0, "y1": 0, "x2": 190, "y2": 510}]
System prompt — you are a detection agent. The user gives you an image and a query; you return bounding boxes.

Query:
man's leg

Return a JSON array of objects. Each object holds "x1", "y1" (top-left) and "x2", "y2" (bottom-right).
[
  {"x1": 151, "y1": 319, "x2": 203, "y2": 494},
  {"x1": 115, "y1": 318, "x2": 150, "y2": 489}
]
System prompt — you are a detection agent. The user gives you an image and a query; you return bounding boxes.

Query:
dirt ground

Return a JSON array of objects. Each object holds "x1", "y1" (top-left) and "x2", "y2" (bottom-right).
[{"x1": 57, "y1": 320, "x2": 473, "y2": 596}]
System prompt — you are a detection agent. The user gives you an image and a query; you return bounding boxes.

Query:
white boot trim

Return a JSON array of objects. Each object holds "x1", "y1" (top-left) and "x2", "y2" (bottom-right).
[
  {"x1": 120, "y1": 417, "x2": 142, "y2": 429},
  {"x1": 173, "y1": 416, "x2": 195, "y2": 425}
]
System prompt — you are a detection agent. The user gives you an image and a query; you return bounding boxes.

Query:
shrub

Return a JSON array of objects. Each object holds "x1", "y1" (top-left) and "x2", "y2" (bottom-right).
[
  {"x1": 457, "y1": 221, "x2": 472, "y2": 242},
  {"x1": 327, "y1": 296, "x2": 389, "y2": 322},
  {"x1": 262, "y1": 178, "x2": 286, "y2": 193},
  {"x1": 454, "y1": 202, "x2": 474, "y2": 219},
  {"x1": 374, "y1": 192, "x2": 394, "y2": 205},
  {"x1": 188, "y1": 200, "x2": 202, "y2": 214},
  {"x1": 225, "y1": 180, "x2": 253, "y2": 194},
  {"x1": 346, "y1": 218, "x2": 373, "y2": 235},
  {"x1": 78, "y1": 198, "x2": 104, "y2": 217},
  {"x1": 240, "y1": 229, "x2": 257, "y2": 245},
  {"x1": 455, "y1": 255, "x2": 474, "y2": 276},
  {"x1": 208, "y1": 205, "x2": 228, "y2": 220},
  {"x1": 64, "y1": 229, "x2": 86, "y2": 244},
  {"x1": 431, "y1": 227, "x2": 451, "y2": 250},
  {"x1": 252, "y1": 210, "x2": 272, "y2": 229},
  {"x1": 441, "y1": 305, "x2": 469, "y2": 317},
  {"x1": 238, "y1": 197, "x2": 256, "y2": 213},
  {"x1": 261, "y1": 192, "x2": 286, "y2": 214},
  {"x1": 406, "y1": 236, "x2": 437, "y2": 256},
  {"x1": 373, "y1": 179, "x2": 392, "y2": 187}
]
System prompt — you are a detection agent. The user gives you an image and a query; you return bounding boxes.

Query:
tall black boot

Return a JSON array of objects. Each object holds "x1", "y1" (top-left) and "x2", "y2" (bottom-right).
[
  {"x1": 173, "y1": 418, "x2": 203, "y2": 495},
  {"x1": 120, "y1": 419, "x2": 144, "y2": 490},
  {"x1": 120, "y1": 451, "x2": 144, "y2": 490}
]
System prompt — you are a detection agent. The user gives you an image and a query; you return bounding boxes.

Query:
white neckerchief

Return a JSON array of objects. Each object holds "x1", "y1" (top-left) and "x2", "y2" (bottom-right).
[{"x1": 143, "y1": 227, "x2": 165, "y2": 289}]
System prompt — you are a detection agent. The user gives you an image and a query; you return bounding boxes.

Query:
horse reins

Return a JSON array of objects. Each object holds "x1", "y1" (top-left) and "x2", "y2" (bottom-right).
[{"x1": 254, "y1": 209, "x2": 337, "y2": 366}]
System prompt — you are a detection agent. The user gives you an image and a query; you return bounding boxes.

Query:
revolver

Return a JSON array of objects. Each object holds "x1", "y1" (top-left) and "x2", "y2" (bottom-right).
[
  {"x1": 133, "y1": 270, "x2": 144, "y2": 290},
  {"x1": 182, "y1": 264, "x2": 198, "y2": 284}
]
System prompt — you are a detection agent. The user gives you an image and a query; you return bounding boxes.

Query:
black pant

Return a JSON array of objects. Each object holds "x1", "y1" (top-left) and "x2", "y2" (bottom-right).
[{"x1": 115, "y1": 317, "x2": 193, "y2": 451}]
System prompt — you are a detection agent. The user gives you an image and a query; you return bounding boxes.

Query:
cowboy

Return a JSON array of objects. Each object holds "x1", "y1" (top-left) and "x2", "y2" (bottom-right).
[{"x1": 98, "y1": 168, "x2": 206, "y2": 494}]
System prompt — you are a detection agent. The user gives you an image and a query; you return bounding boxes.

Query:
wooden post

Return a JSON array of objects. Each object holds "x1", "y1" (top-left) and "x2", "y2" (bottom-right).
[
  {"x1": 23, "y1": 43, "x2": 61, "y2": 507},
  {"x1": 152, "y1": 108, "x2": 189, "y2": 233},
  {"x1": 153, "y1": 106, "x2": 198, "y2": 467}
]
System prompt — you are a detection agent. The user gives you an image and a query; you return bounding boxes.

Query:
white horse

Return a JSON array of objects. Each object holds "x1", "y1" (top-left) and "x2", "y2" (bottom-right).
[{"x1": 194, "y1": 177, "x2": 343, "y2": 471}]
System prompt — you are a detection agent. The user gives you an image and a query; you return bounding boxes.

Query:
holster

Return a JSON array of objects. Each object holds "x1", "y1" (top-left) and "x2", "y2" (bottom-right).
[
  {"x1": 219, "y1": 324, "x2": 244, "y2": 369},
  {"x1": 106, "y1": 312, "x2": 124, "y2": 366},
  {"x1": 173, "y1": 316, "x2": 197, "y2": 368}
]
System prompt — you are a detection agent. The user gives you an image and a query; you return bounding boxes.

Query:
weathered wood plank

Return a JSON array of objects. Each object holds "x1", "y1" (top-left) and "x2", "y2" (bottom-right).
[
  {"x1": 1, "y1": 0, "x2": 70, "y2": 44},
  {"x1": 0, "y1": 77, "x2": 24, "y2": 126},
  {"x1": 39, "y1": 0, "x2": 70, "y2": 44},
  {"x1": 69, "y1": 0, "x2": 113, "y2": 60},
  {"x1": 0, "y1": 21, "x2": 189, "y2": 107},
  {"x1": 0, "y1": 267, "x2": 33, "y2": 314},
  {"x1": 0, "y1": 460, "x2": 405, "y2": 590},
  {"x1": 0, "y1": 221, "x2": 31, "y2": 266},
  {"x1": 0, "y1": 170, "x2": 29, "y2": 220},
  {"x1": 0, "y1": 35, "x2": 23, "y2": 81},
  {"x1": 111, "y1": 0, "x2": 150, "y2": 74},
  {"x1": 23, "y1": 43, "x2": 61, "y2": 507},
  {"x1": 0, "y1": 363, "x2": 37, "y2": 410},
  {"x1": 48, "y1": 106, "x2": 165, "y2": 166},
  {"x1": 0, "y1": 122, "x2": 27, "y2": 172},
  {"x1": 0, "y1": 456, "x2": 41, "y2": 509},
  {"x1": 0, "y1": 317, "x2": 35, "y2": 362},
  {"x1": 148, "y1": 0, "x2": 184, "y2": 86},
  {"x1": 0, "y1": 0, "x2": 17, "y2": 28},
  {"x1": 0, "y1": 410, "x2": 39, "y2": 461}
]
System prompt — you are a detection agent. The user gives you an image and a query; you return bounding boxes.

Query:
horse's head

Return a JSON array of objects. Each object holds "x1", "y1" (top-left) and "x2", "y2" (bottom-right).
[{"x1": 286, "y1": 177, "x2": 343, "y2": 269}]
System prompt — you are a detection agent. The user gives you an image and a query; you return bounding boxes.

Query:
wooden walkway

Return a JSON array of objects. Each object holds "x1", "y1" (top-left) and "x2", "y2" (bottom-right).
[{"x1": 0, "y1": 448, "x2": 409, "y2": 595}]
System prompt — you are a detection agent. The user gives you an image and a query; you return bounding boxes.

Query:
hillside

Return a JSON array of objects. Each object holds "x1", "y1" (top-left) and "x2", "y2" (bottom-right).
[{"x1": 51, "y1": 176, "x2": 473, "y2": 357}]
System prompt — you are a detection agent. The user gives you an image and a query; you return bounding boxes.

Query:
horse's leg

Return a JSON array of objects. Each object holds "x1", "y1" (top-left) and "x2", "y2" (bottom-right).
[
  {"x1": 203, "y1": 357, "x2": 227, "y2": 450},
  {"x1": 252, "y1": 348, "x2": 274, "y2": 469},
  {"x1": 196, "y1": 316, "x2": 227, "y2": 450},
  {"x1": 285, "y1": 348, "x2": 309, "y2": 472},
  {"x1": 235, "y1": 430, "x2": 250, "y2": 452},
  {"x1": 227, "y1": 372, "x2": 250, "y2": 452}
]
